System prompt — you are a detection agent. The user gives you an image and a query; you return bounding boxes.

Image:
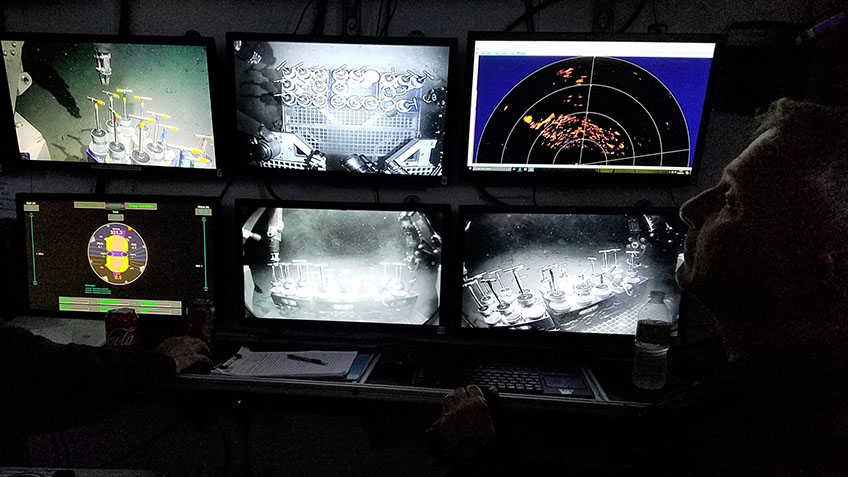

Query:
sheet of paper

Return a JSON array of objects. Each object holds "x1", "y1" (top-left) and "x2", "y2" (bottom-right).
[{"x1": 213, "y1": 347, "x2": 357, "y2": 378}]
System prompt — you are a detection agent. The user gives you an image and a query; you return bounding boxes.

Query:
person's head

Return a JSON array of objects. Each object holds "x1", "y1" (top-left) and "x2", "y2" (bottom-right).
[{"x1": 677, "y1": 98, "x2": 848, "y2": 348}]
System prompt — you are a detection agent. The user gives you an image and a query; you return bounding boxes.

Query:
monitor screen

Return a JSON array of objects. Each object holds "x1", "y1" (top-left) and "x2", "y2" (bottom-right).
[
  {"x1": 460, "y1": 207, "x2": 684, "y2": 335},
  {"x1": 19, "y1": 195, "x2": 217, "y2": 318},
  {"x1": 466, "y1": 34, "x2": 719, "y2": 178},
  {"x1": 230, "y1": 34, "x2": 453, "y2": 179},
  {"x1": 2, "y1": 35, "x2": 219, "y2": 172},
  {"x1": 239, "y1": 201, "x2": 445, "y2": 326}
]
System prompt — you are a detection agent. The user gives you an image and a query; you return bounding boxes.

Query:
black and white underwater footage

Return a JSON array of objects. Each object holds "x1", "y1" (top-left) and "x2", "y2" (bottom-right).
[
  {"x1": 233, "y1": 39, "x2": 449, "y2": 175},
  {"x1": 462, "y1": 212, "x2": 684, "y2": 334},
  {"x1": 242, "y1": 206, "x2": 442, "y2": 325}
]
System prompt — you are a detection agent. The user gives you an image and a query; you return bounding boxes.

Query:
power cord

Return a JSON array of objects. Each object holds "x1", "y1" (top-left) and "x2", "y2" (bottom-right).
[
  {"x1": 647, "y1": 0, "x2": 669, "y2": 33},
  {"x1": 475, "y1": 185, "x2": 509, "y2": 206},
  {"x1": 218, "y1": 174, "x2": 237, "y2": 200},
  {"x1": 311, "y1": 0, "x2": 329, "y2": 35},
  {"x1": 505, "y1": 0, "x2": 567, "y2": 31},
  {"x1": 667, "y1": 187, "x2": 681, "y2": 208},
  {"x1": 292, "y1": 0, "x2": 315, "y2": 34},
  {"x1": 263, "y1": 176, "x2": 283, "y2": 201},
  {"x1": 380, "y1": 0, "x2": 399, "y2": 36},
  {"x1": 119, "y1": 0, "x2": 130, "y2": 37},
  {"x1": 375, "y1": 0, "x2": 385, "y2": 36},
  {"x1": 617, "y1": 0, "x2": 650, "y2": 33},
  {"x1": 524, "y1": 0, "x2": 536, "y2": 31}
]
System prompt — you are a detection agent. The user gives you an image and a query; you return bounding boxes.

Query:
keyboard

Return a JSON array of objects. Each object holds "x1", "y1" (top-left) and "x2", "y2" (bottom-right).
[
  {"x1": 415, "y1": 365, "x2": 546, "y2": 393},
  {"x1": 383, "y1": 350, "x2": 596, "y2": 398}
]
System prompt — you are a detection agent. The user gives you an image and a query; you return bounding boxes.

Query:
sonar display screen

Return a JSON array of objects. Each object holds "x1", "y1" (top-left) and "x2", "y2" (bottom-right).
[
  {"x1": 467, "y1": 38, "x2": 717, "y2": 176},
  {"x1": 232, "y1": 36, "x2": 451, "y2": 177},
  {"x1": 240, "y1": 203, "x2": 443, "y2": 326},
  {"x1": 461, "y1": 208, "x2": 684, "y2": 335},
  {"x1": 20, "y1": 196, "x2": 216, "y2": 317},
  {"x1": 3, "y1": 37, "x2": 217, "y2": 170}
]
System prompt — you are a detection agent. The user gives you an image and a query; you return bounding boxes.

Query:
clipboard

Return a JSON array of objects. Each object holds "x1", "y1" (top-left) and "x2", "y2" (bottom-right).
[{"x1": 212, "y1": 347, "x2": 357, "y2": 379}]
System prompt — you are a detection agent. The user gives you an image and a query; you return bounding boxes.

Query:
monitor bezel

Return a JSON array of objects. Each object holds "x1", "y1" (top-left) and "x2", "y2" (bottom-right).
[
  {"x1": 14, "y1": 193, "x2": 222, "y2": 321},
  {"x1": 453, "y1": 204, "x2": 688, "y2": 356},
  {"x1": 234, "y1": 198, "x2": 453, "y2": 342},
  {"x1": 0, "y1": 33, "x2": 226, "y2": 178},
  {"x1": 461, "y1": 31, "x2": 724, "y2": 187},
  {"x1": 225, "y1": 32, "x2": 458, "y2": 187}
]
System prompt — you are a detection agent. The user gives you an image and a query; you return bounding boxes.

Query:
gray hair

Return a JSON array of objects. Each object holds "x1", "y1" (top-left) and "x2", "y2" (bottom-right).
[{"x1": 757, "y1": 98, "x2": 848, "y2": 297}]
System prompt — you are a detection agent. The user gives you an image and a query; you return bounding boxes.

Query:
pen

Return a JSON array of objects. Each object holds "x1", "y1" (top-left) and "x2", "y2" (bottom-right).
[{"x1": 287, "y1": 353, "x2": 327, "y2": 365}]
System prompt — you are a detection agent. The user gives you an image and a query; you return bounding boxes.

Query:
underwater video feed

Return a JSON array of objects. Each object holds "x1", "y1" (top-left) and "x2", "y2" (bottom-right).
[
  {"x1": 241, "y1": 206, "x2": 442, "y2": 325},
  {"x1": 462, "y1": 211, "x2": 684, "y2": 334},
  {"x1": 468, "y1": 39, "x2": 716, "y2": 175},
  {"x1": 4, "y1": 39, "x2": 216, "y2": 169},
  {"x1": 233, "y1": 38, "x2": 449, "y2": 175}
]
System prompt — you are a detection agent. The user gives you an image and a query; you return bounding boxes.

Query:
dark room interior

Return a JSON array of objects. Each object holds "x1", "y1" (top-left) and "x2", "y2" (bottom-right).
[{"x1": 1, "y1": 0, "x2": 847, "y2": 475}]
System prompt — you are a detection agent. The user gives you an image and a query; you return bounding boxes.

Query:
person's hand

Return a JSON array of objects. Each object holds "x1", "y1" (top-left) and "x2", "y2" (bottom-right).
[
  {"x1": 155, "y1": 336, "x2": 213, "y2": 374},
  {"x1": 427, "y1": 385, "x2": 496, "y2": 461}
]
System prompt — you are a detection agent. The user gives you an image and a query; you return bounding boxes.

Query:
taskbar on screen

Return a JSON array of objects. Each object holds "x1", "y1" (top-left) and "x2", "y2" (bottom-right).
[{"x1": 468, "y1": 165, "x2": 692, "y2": 175}]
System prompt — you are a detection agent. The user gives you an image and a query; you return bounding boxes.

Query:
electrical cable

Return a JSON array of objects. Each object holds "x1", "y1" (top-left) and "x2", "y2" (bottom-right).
[
  {"x1": 292, "y1": 0, "x2": 315, "y2": 34},
  {"x1": 218, "y1": 175, "x2": 237, "y2": 200},
  {"x1": 667, "y1": 187, "x2": 680, "y2": 208},
  {"x1": 531, "y1": 185, "x2": 538, "y2": 205},
  {"x1": 312, "y1": 0, "x2": 329, "y2": 35},
  {"x1": 375, "y1": 0, "x2": 385, "y2": 36},
  {"x1": 380, "y1": 0, "x2": 399, "y2": 36},
  {"x1": 263, "y1": 176, "x2": 283, "y2": 202},
  {"x1": 119, "y1": 0, "x2": 130, "y2": 36},
  {"x1": 476, "y1": 185, "x2": 509, "y2": 206},
  {"x1": 616, "y1": 0, "x2": 650, "y2": 33},
  {"x1": 524, "y1": 0, "x2": 536, "y2": 31},
  {"x1": 647, "y1": 0, "x2": 668, "y2": 33},
  {"x1": 504, "y1": 0, "x2": 567, "y2": 31}
]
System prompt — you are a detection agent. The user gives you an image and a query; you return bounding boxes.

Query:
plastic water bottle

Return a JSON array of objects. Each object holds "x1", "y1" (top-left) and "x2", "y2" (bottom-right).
[{"x1": 631, "y1": 291, "x2": 672, "y2": 390}]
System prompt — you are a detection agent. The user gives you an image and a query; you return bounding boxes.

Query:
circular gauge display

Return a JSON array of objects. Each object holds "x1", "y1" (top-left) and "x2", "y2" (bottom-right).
[
  {"x1": 88, "y1": 223, "x2": 148, "y2": 285},
  {"x1": 477, "y1": 56, "x2": 691, "y2": 168}
]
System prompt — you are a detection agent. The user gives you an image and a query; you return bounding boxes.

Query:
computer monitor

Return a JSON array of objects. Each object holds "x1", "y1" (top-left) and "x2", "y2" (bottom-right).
[
  {"x1": 18, "y1": 194, "x2": 217, "y2": 319},
  {"x1": 466, "y1": 33, "x2": 721, "y2": 181},
  {"x1": 459, "y1": 206, "x2": 684, "y2": 335},
  {"x1": 238, "y1": 200, "x2": 446, "y2": 331},
  {"x1": 229, "y1": 33, "x2": 455, "y2": 183},
  {"x1": 1, "y1": 34, "x2": 221, "y2": 175}
]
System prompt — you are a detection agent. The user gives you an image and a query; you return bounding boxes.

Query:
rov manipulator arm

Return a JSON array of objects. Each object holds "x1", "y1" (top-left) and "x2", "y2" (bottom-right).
[{"x1": 93, "y1": 43, "x2": 113, "y2": 86}]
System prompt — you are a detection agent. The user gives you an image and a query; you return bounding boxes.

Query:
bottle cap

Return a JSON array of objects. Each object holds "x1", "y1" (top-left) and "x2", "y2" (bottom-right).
[{"x1": 635, "y1": 319, "x2": 672, "y2": 345}]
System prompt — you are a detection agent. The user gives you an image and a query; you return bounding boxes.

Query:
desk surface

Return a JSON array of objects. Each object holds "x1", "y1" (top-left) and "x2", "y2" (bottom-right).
[
  {"x1": 175, "y1": 358, "x2": 654, "y2": 416},
  {"x1": 10, "y1": 316, "x2": 659, "y2": 413}
]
